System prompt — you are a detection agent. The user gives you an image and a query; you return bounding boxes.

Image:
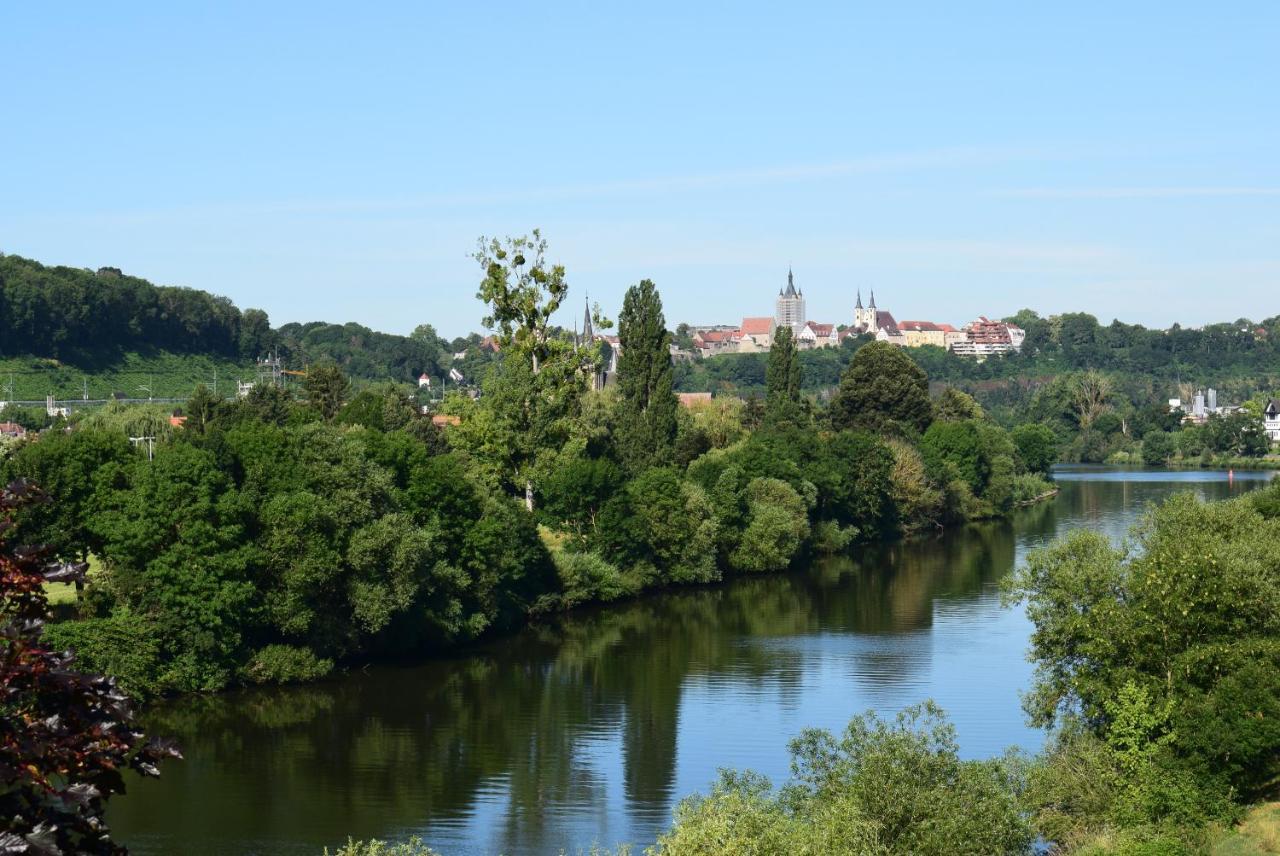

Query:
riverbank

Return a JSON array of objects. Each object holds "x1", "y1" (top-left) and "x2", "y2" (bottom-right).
[
  {"x1": 108, "y1": 470, "x2": 1269, "y2": 855},
  {"x1": 1104, "y1": 450, "x2": 1280, "y2": 470}
]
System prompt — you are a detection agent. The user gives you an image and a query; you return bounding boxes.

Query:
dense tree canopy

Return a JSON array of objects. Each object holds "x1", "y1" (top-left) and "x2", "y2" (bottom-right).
[
  {"x1": 615, "y1": 279, "x2": 678, "y2": 472},
  {"x1": 828, "y1": 342, "x2": 932, "y2": 435}
]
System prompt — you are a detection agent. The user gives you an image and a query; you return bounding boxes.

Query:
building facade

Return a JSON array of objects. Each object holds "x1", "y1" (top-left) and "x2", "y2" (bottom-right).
[
  {"x1": 1264, "y1": 399, "x2": 1280, "y2": 443},
  {"x1": 775, "y1": 269, "x2": 806, "y2": 334}
]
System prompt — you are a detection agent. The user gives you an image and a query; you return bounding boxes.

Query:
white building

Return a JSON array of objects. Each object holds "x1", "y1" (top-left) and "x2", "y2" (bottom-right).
[
  {"x1": 798, "y1": 321, "x2": 839, "y2": 349},
  {"x1": 1264, "y1": 399, "x2": 1280, "y2": 443}
]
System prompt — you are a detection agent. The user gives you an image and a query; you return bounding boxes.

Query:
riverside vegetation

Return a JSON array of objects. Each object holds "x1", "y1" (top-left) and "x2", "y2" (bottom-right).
[
  {"x1": 1, "y1": 233, "x2": 1056, "y2": 699},
  {"x1": 3, "y1": 235, "x2": 1276, "y2": 853},
  {"x1": 330, "y1": 475, "x2": 1280, "y2": 854}
]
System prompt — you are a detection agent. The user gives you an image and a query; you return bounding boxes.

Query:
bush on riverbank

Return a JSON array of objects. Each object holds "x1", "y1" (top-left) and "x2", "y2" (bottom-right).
[{"x1": 651, "y1": 702, "x2": 1030, "y2": 856}]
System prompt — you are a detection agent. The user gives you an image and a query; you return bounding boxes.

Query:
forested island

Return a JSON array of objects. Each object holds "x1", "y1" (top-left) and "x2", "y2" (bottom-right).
[{"x1": 2, "y1": 238, "x2": 1279, "y2": 854}]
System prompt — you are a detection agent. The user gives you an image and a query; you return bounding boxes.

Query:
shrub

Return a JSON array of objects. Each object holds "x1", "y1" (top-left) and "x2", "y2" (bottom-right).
[
  {"x1": 729, "y1": 477, "x2": 809, "y2": 573},
  {"x1": 653, "y1": 702, "x2": 1030, "y2": 855},
  {"x1": 243, "y1": 644, "x2": 334, "y2": 685},
  {"x1": 43, "y1": 612, "x2": 164, "y2": 699},
  {"x1": 1010, "y1": 473, "x2": 1055, "y2": 506},
  {"x1": 551, "y1": 549, "x2": 640, "y2": 608}
]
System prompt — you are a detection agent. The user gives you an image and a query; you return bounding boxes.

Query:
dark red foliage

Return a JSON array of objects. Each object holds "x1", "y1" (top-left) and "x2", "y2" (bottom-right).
[{"x1": 0, "y1": 479, "x2": 180, "y2": 855}]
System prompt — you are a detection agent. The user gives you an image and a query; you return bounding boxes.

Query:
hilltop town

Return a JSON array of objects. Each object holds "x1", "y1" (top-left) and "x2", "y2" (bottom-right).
[{"x1": 678, "y1": 269, "x2": 1025, "y2": 360}]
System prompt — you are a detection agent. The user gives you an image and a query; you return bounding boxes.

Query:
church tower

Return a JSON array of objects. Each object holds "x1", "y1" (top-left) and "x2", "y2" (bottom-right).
[
  {"x1": 775, "y1": 268, "x2": 806, "y2": 334},
  {"x1": 854, "y1": 288, "x2": 878, "y2": 332}
]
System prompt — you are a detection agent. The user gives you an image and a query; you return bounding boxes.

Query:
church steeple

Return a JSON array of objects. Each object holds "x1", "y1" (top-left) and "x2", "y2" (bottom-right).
[
  {"x1": 869, "y1": 289, "x2": 877, "y2": 309},
  {"x1": 784, "y1": 268, "x2": 798, "y2": 298},
  {"x1": 582, "y1": 296, "x2": 593, "y2": 343},
  {"x1": 855, "y1": 289, "x2": 863, "y2": 310}
]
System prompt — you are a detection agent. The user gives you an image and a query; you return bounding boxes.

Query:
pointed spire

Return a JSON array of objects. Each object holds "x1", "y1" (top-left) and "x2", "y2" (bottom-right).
[
  {"x1": 856, "y1": 289, "x2": 863, "y2": 309},
  {"x1": 870, "y1": 289, "x2": 877, "y2": 309},
  {"x1": 784, "y1": 267, "x2": 797, "y2": 298},
  {"x1": 582, "y1": 295, "x2": 593, "y2": 343}
]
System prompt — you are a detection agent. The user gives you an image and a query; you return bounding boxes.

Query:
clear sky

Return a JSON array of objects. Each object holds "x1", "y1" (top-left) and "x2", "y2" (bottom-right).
[{"x1": 3, "y1": 2, "x2": 1277, "y2": 338}]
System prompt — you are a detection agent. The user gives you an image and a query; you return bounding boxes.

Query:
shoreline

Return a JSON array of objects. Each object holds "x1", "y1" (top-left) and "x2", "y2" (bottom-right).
[{"x1": 134, "y1": 483, "x2": 1066, "y2": 704}]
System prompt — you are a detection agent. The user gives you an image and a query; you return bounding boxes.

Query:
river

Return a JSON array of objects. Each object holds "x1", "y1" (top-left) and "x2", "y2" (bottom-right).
[{"x1": 110, "y1": 467, "x2": 1274, "y2": 855}]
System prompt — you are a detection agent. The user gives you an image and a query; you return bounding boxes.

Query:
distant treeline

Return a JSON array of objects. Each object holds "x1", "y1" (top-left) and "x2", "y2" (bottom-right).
[
  {"x1": 0, "y1": 254, "x2": 474, "y2": 384},
  {"x1": 675, "y1": 311, "x2": 1280, "y2": 398}
]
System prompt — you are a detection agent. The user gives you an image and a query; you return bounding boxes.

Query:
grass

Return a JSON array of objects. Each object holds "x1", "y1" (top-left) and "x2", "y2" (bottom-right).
[
  {"x1": 41, "y1": 554, "x2": 104, "y2": 611},
  {"x1": 44, "y1": 582, "x2": 80, "y2": 606},
  {"x1": 1213, "y1": 803, "x2": 1280, "y2": 856},
  {"x1": 0, "y1": 351, "x2": 255, "y2": 402}
]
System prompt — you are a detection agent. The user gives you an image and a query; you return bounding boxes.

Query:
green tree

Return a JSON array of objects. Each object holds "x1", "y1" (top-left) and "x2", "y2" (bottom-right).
[
  {"x1": 828, "y1": 342, "x2": 931, "y2": 434},
  {"x1": 91, "y1": 442, "x2": 259, "y2": 692},
  {"x1": 1141, "y1": 430, "x2": 1174, "y2": 466},
  {"x1": 615, "y1": 279, "x2": 678, "y2": 472},
  {"x1": 1010, "y1": 423, "x2": 1058, "y2": 475},
  {"x1": 765, "y1": 325, "x2": 803, "y2": 425},
  {"x1": 933, "y1": 388, "x2": 984, "y2": 422},
  {"x1": 921, "y1": 421, "x2": 986, "y2": 491},
  {"x1": 184, "y1": 383, "x2": 222, "y2": 433},
  {"x1": 303, "y1": 363, "x2": 350, "y2": 420},
  {"x1": 1004, "y1": 492, "x2": 1280, "y2": 796},
  {"x1": 473, "y1": 229, "x2": 568, "y2": 374},
  {"x1": 2, "y1": 428, "x2": 132, "y2": 560},
  {"x1": 469, "y1": 231, "x2": 593, "y2": 508}
]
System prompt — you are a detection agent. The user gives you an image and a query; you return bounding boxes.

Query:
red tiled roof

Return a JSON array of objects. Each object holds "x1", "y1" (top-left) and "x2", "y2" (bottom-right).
[
  {"x1": 899, "y1": 320, "x2": 942, "y2": 332},
  {"x1": 805, "y1": 322, "x2": 835, "y2": 336},
  {"x1": 677, "y1": 392, "x2": 713, "y2": 407},
  {"x1": 0, "y1": 422, "x2": 25, "y2": 436},
  {"x1": 740, "y1": 317, "x2": 775, "y2": 336}
]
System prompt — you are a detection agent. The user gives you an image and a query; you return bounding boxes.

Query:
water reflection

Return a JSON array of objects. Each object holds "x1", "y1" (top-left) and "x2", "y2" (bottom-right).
[{"x1": 111, "y1": 470, "x2": 1272, "y2": 855}]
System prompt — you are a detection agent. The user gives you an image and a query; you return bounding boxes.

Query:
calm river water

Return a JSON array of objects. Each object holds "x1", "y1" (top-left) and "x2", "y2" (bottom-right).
[{"x1": 111, "y1": 467, "x2": 1274, "y2": 855}]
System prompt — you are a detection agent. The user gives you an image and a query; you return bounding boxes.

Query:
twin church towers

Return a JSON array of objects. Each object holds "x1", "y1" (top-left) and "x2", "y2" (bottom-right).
[{"x1": 774, "y1": 268, "x2": 882, "y2": 335}]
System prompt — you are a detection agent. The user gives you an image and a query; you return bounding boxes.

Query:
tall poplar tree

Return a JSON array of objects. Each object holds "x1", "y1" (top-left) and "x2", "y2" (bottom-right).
[
  {"x1": 616, "y1": 280, "x2": 678, "y2": 472},
  {"x1": 765, "y1": 325, "x2": 803, "y2": 426}
]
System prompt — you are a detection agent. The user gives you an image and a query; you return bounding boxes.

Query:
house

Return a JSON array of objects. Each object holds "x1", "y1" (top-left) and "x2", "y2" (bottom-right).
[
  {"x1": 873, "y1": 313, "x2": 905, "y2": 346},
  {"x1": 898, "y1": 321, "x2": 947, "y2": 349},
  {"x1": 480, "y1": 335, "x2": 502, "y2": 354},
  {"x1": 1264, "y1": 399, "x2": 1280, "y2": 443},
  {"x1": 798, "y1": 321, "x2": 839, "y2": 349},
  {"x1": 0, "y1": 422, "x2": 26, "y2": 439},
  {"x1": 431, "y1": 414, "x2": 461, "y2": 427},
  {"x1": 418, "y1": 373, "x2": 432, "y2": 388},
  {"x1": 736, "y1": 316, "x2": 776, "y2": 352},
  {"x1": 950, "y1": 317, "x2": 1024, "y2": 357},
  {"x1": 693, "y1": 328, "x2": 737, "y2": 357}
]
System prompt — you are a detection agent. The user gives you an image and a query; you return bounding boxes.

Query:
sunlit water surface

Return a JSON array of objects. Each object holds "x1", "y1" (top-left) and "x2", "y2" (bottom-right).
[{"x1": 111, "y1": 467, "x2": 1274, "y2": 854}]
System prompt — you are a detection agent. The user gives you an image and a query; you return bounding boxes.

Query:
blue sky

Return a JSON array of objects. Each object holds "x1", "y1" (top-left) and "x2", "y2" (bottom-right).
[{"x1": 3, "y1": 2, "x2": 1277, "y2": 338}]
